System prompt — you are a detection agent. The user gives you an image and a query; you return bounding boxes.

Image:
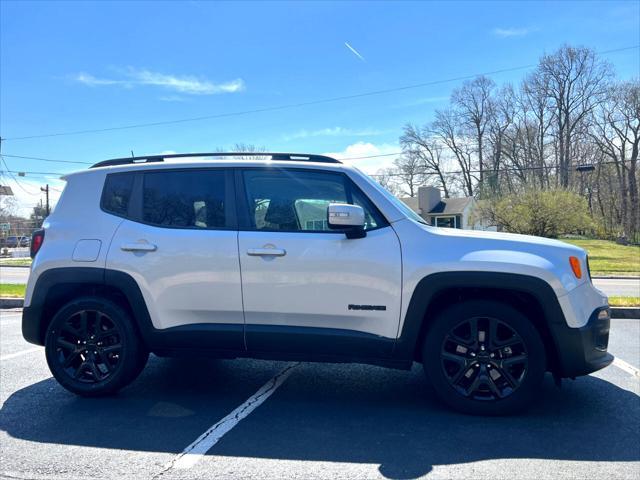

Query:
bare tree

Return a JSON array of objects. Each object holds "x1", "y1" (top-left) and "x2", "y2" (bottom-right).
[
  {"x1": 590, "y1": 80, "x2": 640, "y2": 239},
  {"x1": 392, "y1": 153, "x2": 427, "y2": 197},
  {"x1": 536, "y1": 45, "x2": 612, "y2": 187},
  {"x1": 452, "y1": 76, "x2": 495, "y2": 185},
  {"x1": 373, "y1": 168, "x2": 401, "y2": 195},
  {"x1": 400, "y1": 123, "x2": 450, "y2": 197},
  {"x1": 521, "y1": 72, "x2": 555, "y2": 187},
  {"x1": 431, "y1": 109, "x2": 476, "y2": 196}
]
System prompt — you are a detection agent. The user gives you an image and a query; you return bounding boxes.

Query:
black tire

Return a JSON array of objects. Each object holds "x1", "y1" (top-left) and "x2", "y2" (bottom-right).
[
  {"x1": 423, "y1": 300, "x2": 546, "y2": 415},
  {"x1": 45, "y1": 297, "x2": 148, "y2": 397}
]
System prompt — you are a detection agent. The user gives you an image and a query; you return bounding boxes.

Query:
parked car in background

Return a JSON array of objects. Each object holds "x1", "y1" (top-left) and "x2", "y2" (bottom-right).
[{"x1": 1, "y1": 236, "x2": 30, "y2": 248}]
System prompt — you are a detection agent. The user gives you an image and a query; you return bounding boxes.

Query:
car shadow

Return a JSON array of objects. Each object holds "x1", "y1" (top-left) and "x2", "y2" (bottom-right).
[{"x1": 1, "y1": 358, "x2": 638, "y2": 479}]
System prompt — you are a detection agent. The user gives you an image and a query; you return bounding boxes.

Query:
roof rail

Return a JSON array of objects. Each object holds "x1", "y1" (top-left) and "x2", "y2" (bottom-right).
[{"x1": 90, "y1": 152, "x2": 341, "y2": 169}]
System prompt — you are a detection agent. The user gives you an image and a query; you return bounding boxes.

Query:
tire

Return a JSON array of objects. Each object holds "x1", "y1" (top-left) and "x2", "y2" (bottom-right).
[
  {"x1": 45, "y1": 297, "x2": 148, "y2": 397},
  {"x1": 423, "y1": 300, "x2": 546, "y2": 415}
]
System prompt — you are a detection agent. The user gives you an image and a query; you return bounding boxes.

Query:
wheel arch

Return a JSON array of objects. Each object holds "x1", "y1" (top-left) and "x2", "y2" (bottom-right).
[
  {"x1": 22, "y1": 267, "x2": 152, "y2": 347},
  {"x1": 394, "y1": 272, "x2": 566, "y2": 374}
]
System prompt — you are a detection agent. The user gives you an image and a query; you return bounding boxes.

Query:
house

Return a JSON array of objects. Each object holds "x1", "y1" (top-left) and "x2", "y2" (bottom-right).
[{"x1": 400, "y1": 186, "x2": 496, "y2": 230}]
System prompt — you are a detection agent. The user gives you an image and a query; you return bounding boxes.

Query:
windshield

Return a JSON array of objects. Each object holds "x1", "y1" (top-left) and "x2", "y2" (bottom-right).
[{"x1": 358, "y1": 171, "x2": 429, "y2": 225}]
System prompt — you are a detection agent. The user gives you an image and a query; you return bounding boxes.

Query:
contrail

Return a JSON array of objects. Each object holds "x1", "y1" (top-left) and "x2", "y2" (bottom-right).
[{"x1": 344, "y1": 42, "x2": 366, "y2": 62}]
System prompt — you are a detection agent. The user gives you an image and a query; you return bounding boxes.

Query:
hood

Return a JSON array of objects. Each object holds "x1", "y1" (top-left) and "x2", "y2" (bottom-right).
[{"x1": 427, "y1": 225, "x2": 584, "y2": 254}]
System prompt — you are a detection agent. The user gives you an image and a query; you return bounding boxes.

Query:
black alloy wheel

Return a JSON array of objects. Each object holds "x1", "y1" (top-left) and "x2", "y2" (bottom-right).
[
  {"x1": 45, "y1": 297, "x2": 148, "y2": 396},
  {"x1": 53, "y1": 309, "x2": 123, "y2": 383},
  {"x1": 423, "y1": 300, "x2": 546, "y2": 415},
  {"x1": 440, "y1": 315, "x2": 528, "y2": 401}
]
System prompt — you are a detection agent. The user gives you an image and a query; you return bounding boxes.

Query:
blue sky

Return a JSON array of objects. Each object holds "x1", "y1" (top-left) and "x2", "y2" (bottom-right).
[{"x1": 1, "y1": 0, "x2": 639, "y2": 211}]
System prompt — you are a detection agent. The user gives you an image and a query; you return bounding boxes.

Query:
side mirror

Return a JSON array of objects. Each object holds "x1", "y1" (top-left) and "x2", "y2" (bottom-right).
[{"x1": 327, "y1": 203, "x2": 366, "y2": 239}]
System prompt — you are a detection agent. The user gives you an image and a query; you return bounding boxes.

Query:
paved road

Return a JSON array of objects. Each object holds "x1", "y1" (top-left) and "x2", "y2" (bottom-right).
[
  {"x1": 594, "y1": 278, "x2": 640, "y2": 297},
  {"x1": 0, "y1": 267, "x2": 30, "y2": 284},
  {"x1": 0, "y1": 308, "x2": 638, "y2": 480},
  {"x1": 2, "y1": 266, "x2": 639, "y2": 298}
]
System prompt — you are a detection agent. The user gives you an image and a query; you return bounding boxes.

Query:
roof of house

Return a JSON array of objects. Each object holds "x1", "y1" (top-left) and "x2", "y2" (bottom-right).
[{"x1": 427, "y1": 197, "x2": 473, "y2": 215}]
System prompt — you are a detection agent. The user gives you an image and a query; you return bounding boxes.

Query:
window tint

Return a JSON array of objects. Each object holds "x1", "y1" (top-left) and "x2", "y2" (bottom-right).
[
  {"x1": 102, "y1": 173, "x2": 134, "y2": 217},
  {"x1": 143, "y1": 170, "x2": 226, "y2": 228},
  {"x1": 242, "y1": 170, "x2": 386, "y2": 232}
]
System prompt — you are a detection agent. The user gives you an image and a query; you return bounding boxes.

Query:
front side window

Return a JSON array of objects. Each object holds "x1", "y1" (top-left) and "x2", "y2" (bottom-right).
[
  {"x1": 143, "y1": 170, "x2": 227, "y2": 228},
  {"x1": 242, "y1": 169, "x2": 386, "y2": 232}
]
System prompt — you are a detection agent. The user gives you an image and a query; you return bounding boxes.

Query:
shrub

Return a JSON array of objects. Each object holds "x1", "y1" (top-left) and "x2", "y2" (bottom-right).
[{"x1": 479, "y1": 189, "x2": 594, "y2": 238}]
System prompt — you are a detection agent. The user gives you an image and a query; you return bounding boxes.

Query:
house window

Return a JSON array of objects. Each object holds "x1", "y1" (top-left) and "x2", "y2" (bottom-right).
[{"x1": 431, "y1": 215, "x2": 463, "y2": 229}]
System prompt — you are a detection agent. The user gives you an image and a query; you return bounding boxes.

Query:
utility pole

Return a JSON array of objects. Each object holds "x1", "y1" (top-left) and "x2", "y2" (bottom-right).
[{"x1": 41, "y1": 184, "x2": 50, "y2": 216}]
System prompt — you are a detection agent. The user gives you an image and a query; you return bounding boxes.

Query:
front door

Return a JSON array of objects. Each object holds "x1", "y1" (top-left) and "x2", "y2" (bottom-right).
[{"x1": 237, "y1": 168, "x2": 402, "y2": 357}]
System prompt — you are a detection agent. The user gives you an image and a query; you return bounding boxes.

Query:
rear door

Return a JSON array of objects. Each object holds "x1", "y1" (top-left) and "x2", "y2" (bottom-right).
[
  {"x1": 236, "y1": 168, "x2": 402, "y2": 357},
  {"x1": 105, "y1": 168, "x2": 244, "y2": 350}
]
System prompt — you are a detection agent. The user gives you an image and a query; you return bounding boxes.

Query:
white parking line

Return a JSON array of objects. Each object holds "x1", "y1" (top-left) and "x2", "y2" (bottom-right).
[
  {"x1": 0, "y1": 347, "x2": 42, "y2": 361},
  {"x1": 612, "y1": 357, "x2": 640, "y2": 377},
  {"x1": 154, "y1": 363, "x2": 298, "y2": 476}
]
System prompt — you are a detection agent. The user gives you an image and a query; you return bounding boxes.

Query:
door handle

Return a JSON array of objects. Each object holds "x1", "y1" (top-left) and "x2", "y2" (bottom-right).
[
  {"x1": 121, "y1": 243, "x2": 157, "y2": 252},
  {"x1": 247, "y1": 248, "x2": 286, "y2": 257}
]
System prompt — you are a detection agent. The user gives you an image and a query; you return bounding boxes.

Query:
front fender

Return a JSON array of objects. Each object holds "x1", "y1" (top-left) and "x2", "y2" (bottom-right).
[{"x1": 393, "y1": 271, "x2": 566, "y2": 362}]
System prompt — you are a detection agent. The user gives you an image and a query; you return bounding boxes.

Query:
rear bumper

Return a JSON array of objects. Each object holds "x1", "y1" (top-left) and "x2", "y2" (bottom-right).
[{"x1": 550, "y1": 306, "x2": 613, "y2": 378}]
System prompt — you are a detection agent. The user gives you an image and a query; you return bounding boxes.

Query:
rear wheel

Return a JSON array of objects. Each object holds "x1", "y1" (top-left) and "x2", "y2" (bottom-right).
[
  {"x1": 423, "y1": 300, "x2": 546, "y2": 415},
  {"x1": 45, "y1": 297, "x2": 148, "y2": 396}
]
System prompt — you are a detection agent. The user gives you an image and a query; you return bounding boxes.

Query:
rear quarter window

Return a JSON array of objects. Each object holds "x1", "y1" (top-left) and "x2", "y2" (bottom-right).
[{"x1": 101, "y1": 173, "x2": 135, "y2": 217}]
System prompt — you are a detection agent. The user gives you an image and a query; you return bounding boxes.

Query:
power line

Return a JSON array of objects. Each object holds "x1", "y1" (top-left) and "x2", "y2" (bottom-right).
[
  {"x1": 2, "y1": 45, "x2": 637, "y2": 142},
  {"x1": 0, "y1": 154, "x2": 91, "y2": 165},
  {"x1": 366, "y1": 160, "x2": 628, "y2": 178},
  {"x1": 0, "y1": 157, "x2": 42, "y2": 196}
]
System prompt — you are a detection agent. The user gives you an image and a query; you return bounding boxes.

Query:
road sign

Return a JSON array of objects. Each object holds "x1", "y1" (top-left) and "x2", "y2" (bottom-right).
[{"x1": 0, "y1": 223, "x2": 10, "y2": 232}]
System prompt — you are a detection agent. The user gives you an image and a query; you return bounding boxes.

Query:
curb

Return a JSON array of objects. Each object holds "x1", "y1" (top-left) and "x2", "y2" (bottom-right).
[
  {"x1": 611, "y1": 307, "x2": 640, "y2": 319},
  {"x1": 0, "y1": 298, "x2": 24, "y2": 308},
  {"x1": 0, "y1": 264, "x2": 31, "y2": 268},
  {"x1": 591, "y1": 276, "x2": 640, "y2": 280}
]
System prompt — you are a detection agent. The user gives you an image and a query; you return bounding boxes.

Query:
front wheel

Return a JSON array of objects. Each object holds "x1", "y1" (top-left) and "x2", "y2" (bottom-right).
[
  {"x1": 45, "y1": 297, "x2": 148, "y2": 396},
  {"x1": 423, "y1": 300, "x2": 546, "y2": 415}
]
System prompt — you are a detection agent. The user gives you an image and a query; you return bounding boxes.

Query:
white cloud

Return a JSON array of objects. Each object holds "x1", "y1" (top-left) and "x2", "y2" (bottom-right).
[
  {"x1": 74, "y1": 73, "x2": 129, "y2": 87},
  {"x1": 283, "y1": 127, "x2": 387, "y2": 141},
  {"x1": 72, "y1": 68, "x2": 245, "y2": 95},
  {"x1": 323, "y1": 142, "x2": 401, "y2": 174},
  {"x1": 492, "y1": 27, "x2": 536, "y2": 38}
]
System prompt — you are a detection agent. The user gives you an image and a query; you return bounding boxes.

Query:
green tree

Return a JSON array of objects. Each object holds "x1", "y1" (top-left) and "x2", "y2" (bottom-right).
[{"x1": 480, "y1": 189, "x2": 593, "y2": 238}]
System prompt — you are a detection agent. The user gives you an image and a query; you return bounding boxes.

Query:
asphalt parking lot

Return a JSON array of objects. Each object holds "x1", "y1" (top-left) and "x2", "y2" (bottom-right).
[{"x1": 1, "y1": 309, "x2": 638, "y2": 480}]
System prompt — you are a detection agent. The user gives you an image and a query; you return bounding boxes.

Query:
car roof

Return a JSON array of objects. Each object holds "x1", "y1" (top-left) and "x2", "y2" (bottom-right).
[
  {"x1": 62, "y1": 153, "x2": 352, "y2": 179},
  {"x1": 90, "y1": 152, "x2": 340, "y2": 169}
]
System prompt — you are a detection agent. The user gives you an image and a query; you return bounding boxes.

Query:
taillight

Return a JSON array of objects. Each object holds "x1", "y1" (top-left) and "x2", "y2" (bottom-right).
[{"x1": 30, "y1": 229, "x2": 45, "y2": 258}]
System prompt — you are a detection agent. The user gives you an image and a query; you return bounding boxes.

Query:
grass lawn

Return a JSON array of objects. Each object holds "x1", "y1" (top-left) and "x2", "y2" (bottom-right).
[
  {"x1": 562, "y1": 239, "x2": 640, "y2": 276},
  {"x1": 0, "y1": 284, "x2": 26, "y2": 298},
  {"x1": 0, "y1": 258, "x2": 32, "y2": 266},
  {"x1": 608, "y1": 296, "x2": 640, "y2": 307}
]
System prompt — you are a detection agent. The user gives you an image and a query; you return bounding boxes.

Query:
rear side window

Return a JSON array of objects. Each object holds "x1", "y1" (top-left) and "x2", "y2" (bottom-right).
[
  {"x1": 143, "y1": 170, "x2": 227, "y2": 228},
  {"x1": 101, "y1": 173, "x2": 134, "y2": 217}
]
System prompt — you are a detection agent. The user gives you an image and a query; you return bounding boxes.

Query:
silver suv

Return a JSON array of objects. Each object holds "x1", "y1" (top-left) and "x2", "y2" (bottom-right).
[{"x1": 22, "y1": 152, "x2": 612, "y2": 414}]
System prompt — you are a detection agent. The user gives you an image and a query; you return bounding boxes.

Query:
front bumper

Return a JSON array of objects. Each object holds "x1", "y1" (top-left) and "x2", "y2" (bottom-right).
[{"x1": 549, "y1": 306, "x2": 613, "y2": 378}]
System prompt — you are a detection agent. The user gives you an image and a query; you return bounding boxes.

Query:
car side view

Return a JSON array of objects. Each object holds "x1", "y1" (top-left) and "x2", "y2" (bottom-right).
[{"x1": 22, "y1": 152, "x2": 613, "y2": 415}]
